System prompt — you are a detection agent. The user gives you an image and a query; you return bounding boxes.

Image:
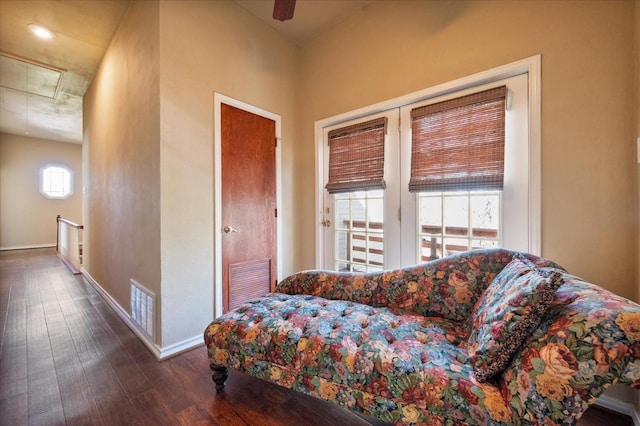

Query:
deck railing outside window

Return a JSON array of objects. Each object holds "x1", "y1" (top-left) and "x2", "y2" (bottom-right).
[{"x1": 341, "y1": 220, "x2": 498, "y2": 271}]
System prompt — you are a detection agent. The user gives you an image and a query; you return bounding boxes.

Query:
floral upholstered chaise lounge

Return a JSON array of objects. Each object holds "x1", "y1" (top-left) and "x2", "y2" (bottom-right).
[{"x1": 204, "y1": 249, "x2": 640, "y2": 425}]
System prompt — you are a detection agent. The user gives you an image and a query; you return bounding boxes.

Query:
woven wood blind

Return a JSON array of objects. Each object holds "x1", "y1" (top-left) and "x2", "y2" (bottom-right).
[
  {"x1": 325, "y1": 117, "x2": 387, "y2": 194},
  {"x1": 409, "y1": 85, "x2": 507, "y2": 193}
]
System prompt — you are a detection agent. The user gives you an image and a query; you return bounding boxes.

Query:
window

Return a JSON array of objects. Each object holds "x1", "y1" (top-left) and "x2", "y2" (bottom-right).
[
  {"x1": 322, "y1": 110, "x2": 401, "y2": 272},
  {"x1": 408, "y1": 86, "x2": 507, "y2": 193},
  {"x1": 417, "y1": 191, "x2": 501, "y2": 261},
  {"x1": 401, "y1": 73, "x2": 532, "y2": 265},
  {"x1": 334, "y1": 190, "x2": 384, "y2": 272},
  {"x1": 40, "y1": 164, "x2": 73, "y2": 199},
  {"x1": 409, "y1": 85, "x2": 507, "y2": 260},
  {"x1": 317, "y1": 57, "x2": 541, "y2": 270}
]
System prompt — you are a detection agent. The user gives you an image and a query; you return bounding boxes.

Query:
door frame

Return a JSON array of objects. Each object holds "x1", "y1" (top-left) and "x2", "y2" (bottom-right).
[
  {"x1": 314, "y1": 55, "x2": 542, "y2": 268},
  {"x1": 213, "y1": 93, "x2": 282, "y2": 319}
]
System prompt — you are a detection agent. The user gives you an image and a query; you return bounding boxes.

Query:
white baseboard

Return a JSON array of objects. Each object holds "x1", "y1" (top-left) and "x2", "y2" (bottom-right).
[
  {"x1": 0, "y1": 243, "x2": 56, "y2": 251},
  {"x1": 81, "y1": 268, "x2": 203, "y2": 361},
  {"x1": 594, "y1": 394, "x2": 640, "y2": 426},
  {"x1": 159, "y1": 335, "x2": 205, "y2": 359}
]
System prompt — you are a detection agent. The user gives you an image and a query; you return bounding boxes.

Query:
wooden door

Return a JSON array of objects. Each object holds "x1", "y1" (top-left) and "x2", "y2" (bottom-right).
[{"x1": 221, "y1": 103, "x2": 277, "y2": 313}]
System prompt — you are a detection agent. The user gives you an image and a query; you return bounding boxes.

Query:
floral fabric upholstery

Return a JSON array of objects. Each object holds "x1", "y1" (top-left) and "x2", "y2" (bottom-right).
[
  {"x1": 276, "y1": 250, "x2": 560, "y2": 322},
  {"x1": 468, "y1": 254, "x2": 564, "y2": 382},
  {"x1": 500, "y1": 273, "x2": 640, "y2": 424},
  {"x1": 204, "y1": 248, "x2": 640, "y2": 425}
]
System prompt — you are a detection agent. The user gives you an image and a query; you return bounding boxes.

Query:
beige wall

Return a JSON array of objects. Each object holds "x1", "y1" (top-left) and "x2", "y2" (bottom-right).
[
  {"x1": 157, "y1": 0, "x2": 299, "y2": 346},
  {"x1": 84, "y1": 0, "x2": 298, "y2": 348},
  {"x1": 635, "y1": 0, "x2": 640, "y2": 303},
  {"x1": 298, "y1": 0, "x2": 639, "y2": 301},
  {"x1": 0, "y1": 133, "x2": 82, "y2": 249},
  {"x1": 83, "y1": 0, "x2": 638, "y2": 350},
  {"x1": 83, "y1": 0, "x2": 162, "y2": 339}
]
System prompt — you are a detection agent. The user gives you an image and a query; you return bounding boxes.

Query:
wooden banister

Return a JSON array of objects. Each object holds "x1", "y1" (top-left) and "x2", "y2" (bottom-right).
[
  {"x1": 56, "y1": 215, "x2": 84, "y2": 274},
  {"x1": 57, "y1": 216, "x2": 83, "y2": 229}
]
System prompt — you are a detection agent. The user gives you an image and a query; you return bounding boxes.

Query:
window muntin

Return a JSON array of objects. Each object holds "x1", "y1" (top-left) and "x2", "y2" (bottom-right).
[{"x1": 40, "y1": 164, "x2": 73, "y2": 199}]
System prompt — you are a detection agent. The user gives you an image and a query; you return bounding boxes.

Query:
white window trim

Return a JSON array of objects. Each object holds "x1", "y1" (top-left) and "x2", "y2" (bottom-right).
[
  {"x1": 39, "y1": 163, "x2": 74, "y2": 199},
  {"x1": 314, "y1": 55, "x2": 542, "y2": 267}
]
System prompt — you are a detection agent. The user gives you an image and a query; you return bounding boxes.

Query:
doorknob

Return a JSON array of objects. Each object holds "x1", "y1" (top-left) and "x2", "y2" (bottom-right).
[
  {"x1": 321, "y1": 219, "x2": 331, "y2": 227},
  {"x1": 224, "y1": 225, "x2": 238, "y2": 233}
]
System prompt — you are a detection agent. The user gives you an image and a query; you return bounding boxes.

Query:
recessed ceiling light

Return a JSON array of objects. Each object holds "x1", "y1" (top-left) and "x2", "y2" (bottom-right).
[{"x1": 28, "y1": 24, "x2": 56, "y2": 39}]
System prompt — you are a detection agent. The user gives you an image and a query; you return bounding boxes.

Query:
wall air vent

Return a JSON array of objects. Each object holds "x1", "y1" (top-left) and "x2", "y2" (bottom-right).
[{"x1": 130, "y1": 279, "x2": 156, "y2": 341}]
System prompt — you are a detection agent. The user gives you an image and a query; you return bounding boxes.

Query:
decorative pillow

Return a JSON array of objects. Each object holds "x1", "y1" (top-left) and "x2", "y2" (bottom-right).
[{"x1": 468, "y1": 254, "x2": 563, "y2": 382}]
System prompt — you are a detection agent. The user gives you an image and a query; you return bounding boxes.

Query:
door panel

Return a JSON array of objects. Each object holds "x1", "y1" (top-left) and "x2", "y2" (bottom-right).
[{"x1": 221, "y1": 103, "x2": 276, "y2": 313}]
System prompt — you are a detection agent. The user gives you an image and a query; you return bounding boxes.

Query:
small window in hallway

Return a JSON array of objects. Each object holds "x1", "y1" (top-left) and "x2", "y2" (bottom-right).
[{"x1": 40, "y1": 164, "x2": 73, "y2": 199}]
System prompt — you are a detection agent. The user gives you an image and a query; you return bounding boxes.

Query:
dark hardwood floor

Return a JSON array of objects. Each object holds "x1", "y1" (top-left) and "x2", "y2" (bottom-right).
[{"x1": 0, "y1": 248, "x2": 633, "y2": 425}]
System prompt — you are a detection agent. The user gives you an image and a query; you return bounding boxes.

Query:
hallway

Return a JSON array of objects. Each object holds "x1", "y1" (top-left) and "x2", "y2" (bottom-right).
[{"x1": 0, "y1": 248, "x2": 379, "y2": 425}]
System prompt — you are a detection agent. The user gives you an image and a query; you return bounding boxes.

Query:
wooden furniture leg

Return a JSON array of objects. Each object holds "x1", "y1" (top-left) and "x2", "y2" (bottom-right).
[{"x1": 210, "y1": 363, "x2": 228, "y2": 392}]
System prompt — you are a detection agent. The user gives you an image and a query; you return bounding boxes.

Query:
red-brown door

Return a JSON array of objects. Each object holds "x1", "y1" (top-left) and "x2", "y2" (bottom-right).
[{"x1": 221, "y1": 103, "x2": 277, "y2": 313}]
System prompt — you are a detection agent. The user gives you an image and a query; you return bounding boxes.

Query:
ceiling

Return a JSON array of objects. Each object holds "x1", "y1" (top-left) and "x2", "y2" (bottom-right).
[
  {"x1": 235, "y1": 0, "x2": 370, "y2": 47},
  {"x1": 0, "y1": 0, "x2": 369, "y2": 145},
  {"x1": 0, "y1": 0, "x2": 132, "y2": 144}
]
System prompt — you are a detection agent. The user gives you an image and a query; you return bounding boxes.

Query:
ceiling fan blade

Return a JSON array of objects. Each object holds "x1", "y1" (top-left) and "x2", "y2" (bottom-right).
[{"x1": 273, "y1": 0, "x2": 296, "y2": 21}]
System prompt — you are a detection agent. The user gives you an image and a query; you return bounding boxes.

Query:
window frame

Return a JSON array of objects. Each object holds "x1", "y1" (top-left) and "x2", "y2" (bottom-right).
[
  {"x1": 315, "y1": 56, "x2": 541, "y2": 267},
  {"x1": 401, "y1": 73, "x2": 531, "y2": 264},
  {"x1": 39, "y1": 163, "x2": 74, "y2": 199}
]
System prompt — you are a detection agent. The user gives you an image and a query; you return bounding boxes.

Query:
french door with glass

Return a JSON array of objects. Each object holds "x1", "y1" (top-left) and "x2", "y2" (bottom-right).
[{"x1": 320, "y1": 72, "x2": 532, "y2": 271}]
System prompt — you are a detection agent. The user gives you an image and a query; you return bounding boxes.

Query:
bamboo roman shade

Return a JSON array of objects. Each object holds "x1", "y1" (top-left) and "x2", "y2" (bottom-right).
[
  {"x1": 409, "y1": 85, "x2": 508, "y2": 193},
  {"x1": 325, "y1": 117, "x2": 387, "y2": 194}
]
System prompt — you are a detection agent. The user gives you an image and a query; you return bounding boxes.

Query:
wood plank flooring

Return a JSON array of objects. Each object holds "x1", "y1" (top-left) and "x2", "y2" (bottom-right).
[{"x1": 0, "y1": 248, "x2": 633, "y2": 425}]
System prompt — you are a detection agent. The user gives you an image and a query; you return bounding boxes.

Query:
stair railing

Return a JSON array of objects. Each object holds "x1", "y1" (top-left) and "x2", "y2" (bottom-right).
[{"x1": 56, "y1": 215, "x2": 83, "y2": 274}]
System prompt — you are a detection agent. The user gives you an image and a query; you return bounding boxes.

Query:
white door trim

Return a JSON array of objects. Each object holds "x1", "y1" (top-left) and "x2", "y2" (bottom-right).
[
  {"x1": 314, "y1": 55, "x2": 542, "y2": 267},
  {"x1": 213, "y1": 93, "x2": 282, "y2": 318}
]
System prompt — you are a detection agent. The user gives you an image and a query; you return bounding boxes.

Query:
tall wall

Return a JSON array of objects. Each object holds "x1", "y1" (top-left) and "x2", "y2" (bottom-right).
[
  {"x1": 297, "y1": 0, "x2": 639, "y2": 301},
  {"x1": 0, "y1": 133, "x2": 82, "y2": 249},
  {"x1": 83, "y1": 0, "x2": 162, "y2": 339},
  {"x1": 157, "y1": 0, "x2": 299, "y2": 346},
  {"x1": 636, "y1": 0, "x2": 640, "y2": 302},
  {"x1": 84, "y1": 0, "x2": 299, "y2": 349},
  {"x1": 82, "y1": 0, "x2": 638, "y2": 352}
]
